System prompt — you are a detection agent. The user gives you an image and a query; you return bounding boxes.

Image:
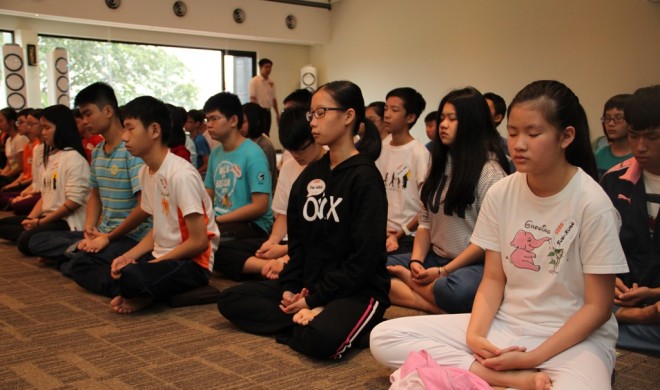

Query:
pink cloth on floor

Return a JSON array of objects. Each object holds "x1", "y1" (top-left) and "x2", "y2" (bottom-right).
[{"x1": 390, "y1": 350, "x2": 490, "y2": 390}]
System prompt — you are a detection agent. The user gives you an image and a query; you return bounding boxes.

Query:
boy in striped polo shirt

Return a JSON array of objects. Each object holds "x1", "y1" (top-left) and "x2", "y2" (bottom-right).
[{"x1": 29, "y1": 82, "x2": 151, "y2": 298}]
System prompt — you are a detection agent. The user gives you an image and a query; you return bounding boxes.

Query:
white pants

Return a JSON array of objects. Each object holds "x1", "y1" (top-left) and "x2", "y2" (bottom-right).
[{"x1": 370, "y1": 313, "x2": 615, "y2": 390}]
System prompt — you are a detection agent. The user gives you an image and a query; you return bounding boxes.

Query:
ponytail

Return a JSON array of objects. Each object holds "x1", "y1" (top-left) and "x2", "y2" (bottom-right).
[{"x1": 355, "y1": 117, "x2": 382, "y2": 161}]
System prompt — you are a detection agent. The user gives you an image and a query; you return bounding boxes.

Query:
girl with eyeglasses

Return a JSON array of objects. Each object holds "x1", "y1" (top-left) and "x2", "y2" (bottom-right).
[
  {"x1": 218, "y1": 80, "x2": 390, "y2": 359},
  {"x1": 371, "y1": 80, "x2": 627, "y2": 389}
]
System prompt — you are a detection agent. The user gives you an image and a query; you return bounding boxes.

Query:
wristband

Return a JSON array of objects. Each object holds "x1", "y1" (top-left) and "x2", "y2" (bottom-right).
[
  {"x1": 401, "y1": 224, "x2": 412, "y2": 236},
  {"x1": 408, "y1": 259, "x2": 424, "y2": 269}
]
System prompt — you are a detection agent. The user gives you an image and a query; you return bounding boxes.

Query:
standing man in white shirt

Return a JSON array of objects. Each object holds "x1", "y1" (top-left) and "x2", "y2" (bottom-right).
[{"x1": 249, "y1": 58, "x2": 280, "y2": 135}]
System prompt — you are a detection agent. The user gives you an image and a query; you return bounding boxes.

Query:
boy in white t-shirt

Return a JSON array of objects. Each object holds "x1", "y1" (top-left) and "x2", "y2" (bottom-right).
[
  {"x1": 109, "y1": 96, "x2": 220, "y2": 314},
  {"x1": 376, "y1": 87, "x2": 429, "y2": 254}
]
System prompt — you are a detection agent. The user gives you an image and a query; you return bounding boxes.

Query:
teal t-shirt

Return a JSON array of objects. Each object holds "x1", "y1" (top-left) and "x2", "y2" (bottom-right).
[
  {"x1": 205, "y1": 139, "x2": 273, "y2": 233},
  {"x1": 595, "y1": 146, "x2": 632, "y2": 176}
]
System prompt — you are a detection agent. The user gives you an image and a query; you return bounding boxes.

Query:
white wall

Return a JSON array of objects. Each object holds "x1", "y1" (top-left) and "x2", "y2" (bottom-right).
[{"x1": 311, "y1": 0, "x2": 660, "y2": 141}]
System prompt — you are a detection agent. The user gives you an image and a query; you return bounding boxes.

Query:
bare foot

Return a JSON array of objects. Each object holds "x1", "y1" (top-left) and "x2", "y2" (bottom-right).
[
  {"x1": 293, "y1": 306, "x2": 324, "y2": 326},
  {"x1": 494, "y1": 369, "x2": 552, "y2": 390},
  {"x1": 387, "y1": 265, "x2": 413, "y2": 284},
  {"x1": 472, "y1": 363, "x2": 552, "y2": 390},
  {"x1": 110, "y1": 295, "x2": 153, "y2": 314}
]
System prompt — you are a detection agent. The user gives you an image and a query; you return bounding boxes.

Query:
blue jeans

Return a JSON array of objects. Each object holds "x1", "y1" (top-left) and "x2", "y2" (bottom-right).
[
  {"x1": 387, "y1": 251, "x2": 484, "y2": 313},
  {"x1": 613, "y1": 305, "x2": 660, "y2": 354}
]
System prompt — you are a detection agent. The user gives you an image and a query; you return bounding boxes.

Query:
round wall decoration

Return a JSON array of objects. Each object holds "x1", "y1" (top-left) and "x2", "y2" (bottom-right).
[
  {"x1": 286, "y1": 15, "x2": 297, "y2": 29},
  {"x1": 233, "y1": 8, "x2": 246, "y2": 24},
  {"x1": 105, "y1": 0, "x2": 121, "y2": 10},
  {"x1": 173, "y1": 1, "x2": 187, "y2": 17}
]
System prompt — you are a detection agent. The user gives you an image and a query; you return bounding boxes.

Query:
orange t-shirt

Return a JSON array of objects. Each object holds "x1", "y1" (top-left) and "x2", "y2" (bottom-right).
[{"x1": 19, "y1": 138, "x2": 41, "y2": 181}]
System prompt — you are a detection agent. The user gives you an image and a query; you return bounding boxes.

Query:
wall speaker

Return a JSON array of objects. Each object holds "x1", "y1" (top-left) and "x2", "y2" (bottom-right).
[
  {"x1": 47, "y1": 48, "x2": 70, "y2": 107},
  {"x1": 300, "y1": 65, "x2": 317, "y2": 93},
  {"x1": 2, "y1": 44, "x2": 27, "y2": 110}
]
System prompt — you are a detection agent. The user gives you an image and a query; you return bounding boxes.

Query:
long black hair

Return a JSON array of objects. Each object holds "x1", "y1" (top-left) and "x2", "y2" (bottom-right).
[
  {"x1": 315, "y1": 80, "x2": 381, "y2": 161},
  {"x1": 508, "y1": 80, "x2": 598, "y2": 181},
  {"x1": 41, "y1": 104, "x2": 86, "y2": 163},
  {"x1": 421, "y1": 87, "x2": 509, "y2": 217}
]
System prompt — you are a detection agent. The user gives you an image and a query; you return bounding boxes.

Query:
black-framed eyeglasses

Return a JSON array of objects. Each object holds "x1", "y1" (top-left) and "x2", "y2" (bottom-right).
[
  {"x1": 600, "y1": 116, "x2": 625, "y2": 124},
  {"x1": 306, "y1": 107, "x2": 346, "y2": 122}
]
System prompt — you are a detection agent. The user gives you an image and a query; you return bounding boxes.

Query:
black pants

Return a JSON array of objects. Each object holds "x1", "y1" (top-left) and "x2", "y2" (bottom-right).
[
  {"x1": 214, "y1": 222, "x2": 267, "y2": 280},
  {"x1": 68, "y1": 236, "x2": 139, "y2": 296},
  {"x1": 0, "y1": 215, "x2": 69, "y2": 255},
  {"x1": 217, "y1": 280, "x2": 387, "y2": 359},
  {"x1": 116, "y1": 254, "x2": 210, "y2": 300}
]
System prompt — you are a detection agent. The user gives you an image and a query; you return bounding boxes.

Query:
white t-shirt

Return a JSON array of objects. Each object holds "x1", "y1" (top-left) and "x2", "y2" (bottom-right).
[
  {"x1": 5, "y1": 134, "x2": 29, "y2": 171},
  {"x1": 248, "y1": 75, "x2": 276, "y2": 109},
  {"x1": 40, "y1": 149, "x2": 90, "y2": 230},
  {"x1": 272, "y1": 157, "x2": 306, "y2": 215},
  {"x1": 140, "y1": 152, "x2": 220, "y2": 271},
  {"x1": 31, "y1": 143, "x2": 45, "y2": 190},
  {"x1": 643, "y1": 170, "x2": 660, "y2": 226},
  {"x1": 375, "y1": 138, "x2": 430, "y2": 231},
  {"x1": 471, "y1": 169, "x2": 629, "y2": 342}
]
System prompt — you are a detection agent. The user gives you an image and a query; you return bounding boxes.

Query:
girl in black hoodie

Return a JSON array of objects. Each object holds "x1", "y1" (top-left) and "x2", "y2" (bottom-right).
[{"x1": 217, "y1": 80, "x2": 390, "y2": 359}]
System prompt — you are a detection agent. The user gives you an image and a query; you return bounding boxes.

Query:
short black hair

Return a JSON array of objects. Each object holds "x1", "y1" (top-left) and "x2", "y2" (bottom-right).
[
  {"x1": 242, "y1": 102, "x2": 268, "y2": 139},
  {"x1": 203, "y1": 92, "x2": 243, "y2": 130},
  {"x1": 279, "y1": 107, "x2": 313, "y2": 151},
  {"x1": 123, "y1": 96, "x2": 172, "y2": 145},
  {"x1": 424, "y1": 111, "x2": 438, "y2": 123},
  {"x1": 17, "y1": 108, "x2": 33, "y2": 118},
  {"x1": 187, "y1": 109, "x2": 204, "y2": 123},
  {"x1": 385, "y1": 87, "x2": 426, "y2": 128},
  {"x1": 258, "y1": 58, "x2": 273, "y2": 68},
  {"x1": 625, "y1": 85, "x2": 660, "y2": 131},
  {"x1": 166, "y1": 104, "x2": 186, "y2": 147},
  {"x1": 283, "y1": 88, "x2": 312, "y2": 109},
  {"x1": 484, "y1": 92, "x2": 507, "y2": 117},
  {"x1": 603, "y1": 94, "x2": 631, "y2": 113},
  {"x1": 366, "y1": 101, "x2": 385, "y2": 120},
  {"x1": 74, "y1": 82, "x2": 120, "y2": 117},
  {"x1": 0, "y1": 107, "x2": 17, "y2": 123}
]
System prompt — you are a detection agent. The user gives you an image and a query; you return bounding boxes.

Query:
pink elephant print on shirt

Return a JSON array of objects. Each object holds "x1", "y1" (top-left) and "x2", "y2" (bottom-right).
[{"x1": 509, "y1": 230, "x2": 550, "y2": 271}]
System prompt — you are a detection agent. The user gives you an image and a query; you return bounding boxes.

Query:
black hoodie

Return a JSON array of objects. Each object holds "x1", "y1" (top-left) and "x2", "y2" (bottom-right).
[{"x1": 281, "y1": 152, "x2": 391, "y2": 309}]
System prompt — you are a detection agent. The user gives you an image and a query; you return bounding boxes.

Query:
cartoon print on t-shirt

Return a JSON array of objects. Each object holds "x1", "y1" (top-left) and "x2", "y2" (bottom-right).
[
  {"x1": 384, "y1": 163, "x2": 410, "y2": 191},
  {"x1": 509, "y1": 230, "x2": 550, "y2": 272},
  {"x1": 213, "y1": 160, "x2": 242, "y2": 214}
]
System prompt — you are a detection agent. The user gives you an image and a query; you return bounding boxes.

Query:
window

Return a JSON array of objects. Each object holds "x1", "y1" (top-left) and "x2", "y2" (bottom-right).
[
  {"x1": 224, "y1": 50, "x2": 256, "y2": 104},
  {"x1": 38, "y1": 35, "x2": 255, "y2": 110},
  {"x1": 1, "y1": 30, "x2": 15, "y2": 107}
]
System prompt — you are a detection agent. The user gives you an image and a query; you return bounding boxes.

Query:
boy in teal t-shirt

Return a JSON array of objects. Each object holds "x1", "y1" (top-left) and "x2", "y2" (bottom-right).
[
  {"x1": 203, "y1": 92, "x2": 273, "y2": 280},
  {"x1": 595, "y1": 94, "x2": 632, "y2": 177}
]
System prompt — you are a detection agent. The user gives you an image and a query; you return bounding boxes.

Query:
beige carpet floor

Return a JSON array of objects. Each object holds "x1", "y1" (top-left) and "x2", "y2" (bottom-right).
[{"x1": 1, "y1": 229, "x2": 658, "y2": 389}]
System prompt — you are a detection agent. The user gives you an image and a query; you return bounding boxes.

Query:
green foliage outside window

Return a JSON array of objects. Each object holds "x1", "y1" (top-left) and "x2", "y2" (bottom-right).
[{"x1": 38, "y1": 37, "x2": 199, "y2": 109}]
